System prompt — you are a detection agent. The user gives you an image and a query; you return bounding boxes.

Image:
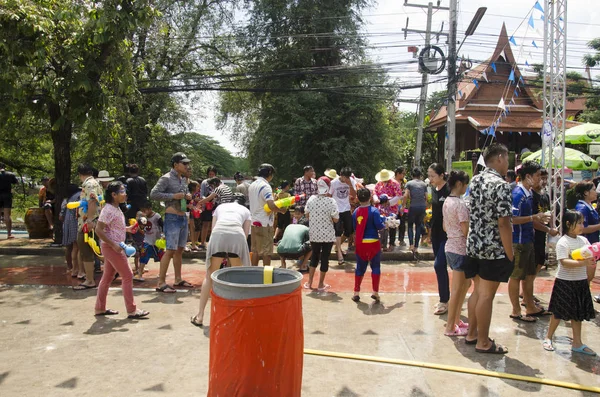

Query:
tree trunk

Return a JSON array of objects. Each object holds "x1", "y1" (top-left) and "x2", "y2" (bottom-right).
[{"x1": 49, "y1": 103, "x2": 72, "y2": 244}]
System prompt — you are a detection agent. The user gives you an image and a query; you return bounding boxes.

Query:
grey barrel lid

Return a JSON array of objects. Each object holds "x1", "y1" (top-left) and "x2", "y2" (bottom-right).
[{"x1": 211, "y1": 266, "x2": 302, "y2": 300}]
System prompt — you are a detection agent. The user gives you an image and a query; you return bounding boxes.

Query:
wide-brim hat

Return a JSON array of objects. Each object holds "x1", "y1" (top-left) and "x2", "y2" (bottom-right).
[
  {"x1": 375, "y1": 169, "x2": 392, "y2": 182},
  {"x1": 324, "y1": 169, "x2": 338, "y2": 179},
  {"x1": 97, "y1": 170, "x2": 114, "y2": 182}
]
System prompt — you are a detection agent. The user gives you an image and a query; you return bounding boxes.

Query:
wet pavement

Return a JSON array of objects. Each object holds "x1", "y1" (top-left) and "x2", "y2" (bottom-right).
[{"x1": 0, "y1": 255, "x2": 599, "y2": 396}]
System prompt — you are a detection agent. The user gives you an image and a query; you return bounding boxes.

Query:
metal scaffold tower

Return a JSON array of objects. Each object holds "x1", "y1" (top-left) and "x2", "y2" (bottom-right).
[{"x1": 541, "y1": 0, "x2": 567, "y2": 229}]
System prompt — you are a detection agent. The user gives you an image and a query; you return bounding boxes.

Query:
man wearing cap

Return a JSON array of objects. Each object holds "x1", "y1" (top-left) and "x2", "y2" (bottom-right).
[
  {"x1": 73, "y1": 164, "x2": 104, "y2": 290},
  {"x1": 38, "y1": 176, "x2": 56, "y2": 231},
  {"x1": 374, "y1": 169, "x2": 402, "y2": 251},
  {"x1": 150, "y1": 152, "x2": 193, "y2": 293},
  {"x1": 248, "y1": 163, "x2": 285, "y2": 266},
  {"x1": 0, "y1": 163, "x2": 19, "y2": 240},
  {"x1": 293, "y1": 165, "x2": 318, "y2": 207}
]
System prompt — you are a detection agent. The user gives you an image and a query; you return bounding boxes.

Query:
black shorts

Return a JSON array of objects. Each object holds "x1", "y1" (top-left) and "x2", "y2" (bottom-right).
[
  {"x1": 200, "y1": 209, "x2": 213, "y2": 222},
  {"x1": 0, "y1": 193, "x2": 13, "y2": 209},
  {"x1": 212, "y1": 252, "x2": 239, "y2": 258},
  {"x1": 277, "y1": 211, "x2": 291, "y2": 229},
  {"x1": 464, "y1": 256, "x2": 514, "y2": 283},
  {"x1": 334, "y1": 211, "x2": 354, "y2": 238}
]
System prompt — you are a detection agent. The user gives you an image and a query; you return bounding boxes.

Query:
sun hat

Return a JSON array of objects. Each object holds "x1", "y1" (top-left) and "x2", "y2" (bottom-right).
[
  {"x1": 324, "y1": 169, "x2": 338, "y2": 179},
  {"x1": 375, "y1": 169, "x2": 393, "y2": 182},
  {"x1": 97, "y1": 170, "x2": 115, "y2": 182}
]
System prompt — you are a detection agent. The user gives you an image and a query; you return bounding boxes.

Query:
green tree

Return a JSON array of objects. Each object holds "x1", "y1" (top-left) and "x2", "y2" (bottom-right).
[
  {"x1": 581, "y1": 38, "x2": 600, "y2": 123},
  {"x1": 0, "y1": 0, "x2": 157, "y2": 240},
  {"x1": 218, "y1": 0, "x2": 398, "y2": 181}
]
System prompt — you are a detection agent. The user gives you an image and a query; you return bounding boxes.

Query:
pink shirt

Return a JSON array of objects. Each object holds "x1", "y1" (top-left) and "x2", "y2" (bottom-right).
[
  {"x1": 442, "y1": 196, "x2": 469, "y2": 255},
  {"x1": 374, "y1": 180, "x2": 402, "y2": 216},
  {"x1": 98, "y1": 204, "x2": 126, "y2": 244}
]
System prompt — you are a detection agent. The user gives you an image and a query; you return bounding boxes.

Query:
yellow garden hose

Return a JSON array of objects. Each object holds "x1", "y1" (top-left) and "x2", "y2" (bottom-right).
[{"x1": 304, "y1": 348, "x2": 600, "y2": 394}]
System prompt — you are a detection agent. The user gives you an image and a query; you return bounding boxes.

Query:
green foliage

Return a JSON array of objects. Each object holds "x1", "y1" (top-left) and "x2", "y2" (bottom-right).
[{"x1": 581, "y1": 38, "x2": 600, "y2": 124}]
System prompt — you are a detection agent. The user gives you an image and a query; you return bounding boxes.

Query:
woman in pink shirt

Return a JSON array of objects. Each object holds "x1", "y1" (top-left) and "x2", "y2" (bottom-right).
[
  {"x1": 442, "y1": 171, "x2": 475, "y2": 337},
  {"x1": 95, "y1": 182, "x2": 149, "y2": 319}
]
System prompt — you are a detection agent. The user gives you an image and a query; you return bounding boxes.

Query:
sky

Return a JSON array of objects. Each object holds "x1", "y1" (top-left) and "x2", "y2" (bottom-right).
[{"x1": 189, "y1": 0, "x2": 599, "y2": 155}]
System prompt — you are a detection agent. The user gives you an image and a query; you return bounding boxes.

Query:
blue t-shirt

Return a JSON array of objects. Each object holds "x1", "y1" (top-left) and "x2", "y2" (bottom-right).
[
  {"x1": 512, "y1": 185, "x2": 534, "y2": 244},
  {"x1": 352, "y1": 205, "x2": 385, "y2": 241},
  {"x1": 575, "y1": 200, "x2": 600, "y2": 244}
]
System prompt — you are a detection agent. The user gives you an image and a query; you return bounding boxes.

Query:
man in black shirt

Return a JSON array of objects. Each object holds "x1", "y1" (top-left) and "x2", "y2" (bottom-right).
[
  {"x1": 125, "y1": 164, "x2": 148, "y2": 220},
  {"x1": 0, "y1": 163, "x2": 19, "y2": 239}
]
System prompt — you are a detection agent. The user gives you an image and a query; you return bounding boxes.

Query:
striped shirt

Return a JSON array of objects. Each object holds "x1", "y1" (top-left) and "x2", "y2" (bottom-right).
[{"x1": 555, "y1": 235, "x2": 591, "y2": 281}]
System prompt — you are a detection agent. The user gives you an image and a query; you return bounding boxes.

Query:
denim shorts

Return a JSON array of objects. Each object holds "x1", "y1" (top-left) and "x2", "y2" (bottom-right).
[
  {"x1": 164, "y1": 213, "x2": 188, "y2": 250},
  {"x1": 446, "y1": 252, "x2": 466, "y2": 272}
]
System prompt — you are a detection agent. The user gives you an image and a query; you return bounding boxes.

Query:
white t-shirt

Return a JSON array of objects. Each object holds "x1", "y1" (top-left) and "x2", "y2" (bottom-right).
[
  {"x1": 213, "y1": 202, "x2": 251, "y2": 227},
  {"x1": 248, "y1": 177, "x2": 274, "y2": 226},
  {"x1": 328, "y1": 177, "x2": 357, "y2": 213},
  {"x1": 555, "y1": 234, "x2": 590, "y2": 281},
  {"x1": 143, "y1": 212, "x2": 162, "y2": 246},
  {"x1": 305, "y1": 195, "x2": 339, "y2": 242}
]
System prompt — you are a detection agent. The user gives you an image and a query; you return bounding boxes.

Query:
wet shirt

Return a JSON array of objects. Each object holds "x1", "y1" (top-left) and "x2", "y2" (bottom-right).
[
  {"x1": 305, "y1": 195, "x2": 339, "y2": 242},
  {"x1": 405, "y1": 179, "x2": 428, "y2": 208},
  {"x1": 512, "y1": 184, "x2": 534, "y2": 244},
  {"x1": 98, "y1": 204, "x2": 126, "y2": 244},
  {"x1": 532, "y1": 189, "x2": 550, "y2": 247},
  {"x1": 431, "y1": 183, "x2": 450, "y2": 241},
  {"x1": 328, "y1": 178, "x2": 357, "y2": 213},
  {"x1": 575, "y1": 200, "x2": 600, "y2": 244},
  {"x1": 0, "y1": 170, "x2": 18, "y2": 195},
  {"x1": 555, "y1": 235, "x2": 590, "y2": 281},
  {"x1": 277, "y1": 224, "x2": 310, "y2": 254},
  {"x1": 294, "y1": 177, "x2": 318, "y2": 207},
  {"x1": 466, "y1": 168, "x2": 513, "y2": 260},
  {"x1": 443, "y1": 196, "x2": 469, "y2": 255},
  {"x1": 149, "y1": 169, "x2": 189, "y2": 212},
  {"x1": 143, "y1": 212, "x2": 163, "y2": 246}
]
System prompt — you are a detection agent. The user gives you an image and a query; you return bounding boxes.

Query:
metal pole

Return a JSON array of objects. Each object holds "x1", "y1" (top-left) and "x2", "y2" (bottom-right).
[
  {"x1": 414, "y1": 2, "x2": 433, "y2": 167},
  {"x1": 446, "y1": 0, "x2": 457, "y2": 171}
]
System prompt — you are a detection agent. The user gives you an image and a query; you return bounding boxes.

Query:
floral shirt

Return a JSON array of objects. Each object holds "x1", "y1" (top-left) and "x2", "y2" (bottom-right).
[
  {"x1": 294, "y1": 177, "x2": 318, "y2": 207},
  {"x1": 77, "y1": 176, "x2": 104, "y2": 231},
  {"x1": 98, "y1": 204, "x2": 126, "y2": 245},
  {"x1": 374, "y1": 179, "x2": 402, "y2": 215},
  {"x1": 443, "y1": 196, "x2": 469, "y2": 255},
  {"x1": 466, "y1": 168, "x2": 513, "y2": 260}
]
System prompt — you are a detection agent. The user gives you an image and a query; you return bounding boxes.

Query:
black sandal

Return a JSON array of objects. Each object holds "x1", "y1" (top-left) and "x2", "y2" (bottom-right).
[
  {"x1": 190, "y1": 315, "x2": 203, "y2": 327},
  {"x1": 476, "y1": 340, "x2": 508, "y2": 354},
  {"x1": 371, "y1": 294, "x2": 380, "y2": 303},
  {"x1": 351, "y1": 295, "x2": 360, "y2": 302}
]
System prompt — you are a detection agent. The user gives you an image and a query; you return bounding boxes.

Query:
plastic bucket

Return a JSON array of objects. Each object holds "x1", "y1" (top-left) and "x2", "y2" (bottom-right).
[{"x1": 208, "y1": 266, "x2": 304, "y2": 397}]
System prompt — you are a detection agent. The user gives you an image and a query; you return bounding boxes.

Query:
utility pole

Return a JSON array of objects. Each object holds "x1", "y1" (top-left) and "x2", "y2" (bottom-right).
[
  {"x1": 446, "y1": 0, "x2": 457, "y2": 171},
  {"x1": 402, "y1": 1, "x2": 449, "y2": 167}
]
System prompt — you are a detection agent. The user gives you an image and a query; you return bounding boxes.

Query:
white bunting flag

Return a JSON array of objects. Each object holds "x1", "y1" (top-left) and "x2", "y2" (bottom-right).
[
  {"x1": 477, "y1": 154, "x2": 486, "y2": 168},
  {"x1": 482, "y1": 72, "x2": 488, "y2": 83},
  {"x1": 498, "y1": 98, "x2": 506, "y2": 111}
]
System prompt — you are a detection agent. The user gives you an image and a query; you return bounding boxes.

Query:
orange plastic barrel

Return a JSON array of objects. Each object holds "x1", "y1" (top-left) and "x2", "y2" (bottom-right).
[
  {"x1": 24, "y1": 207, "x2": 52, "y2": 239},
  {"x1": 208, "y1": 267, "x2": 304, "y2": 397}
]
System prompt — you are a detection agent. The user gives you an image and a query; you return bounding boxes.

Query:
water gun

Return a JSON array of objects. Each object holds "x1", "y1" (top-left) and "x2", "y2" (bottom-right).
[
  {"x1": 571, "y1": 242, "x2": 600, "y2": 261},
  {"x1": 67, "y1": 195, "x2": 104, "y2": 213},
  {"x1": 82, "y1": 223, "x2": 103, "y2": 259},
  {"x1": 119, "y1": 242, "x2": 136, "y2": 257},
  {"x1": 129, "y1": 217, "x2": 147, "y2": 233},
  {"x1": 264, "y1": 194, "x2": 305, "y2": 213},
  {"x1": 155, "y1": 237, "x2": 166, "y2": 250}
]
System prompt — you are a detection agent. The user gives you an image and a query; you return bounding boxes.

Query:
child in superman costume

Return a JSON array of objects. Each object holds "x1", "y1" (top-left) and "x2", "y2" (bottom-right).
[{"x1": 352, "y1": 188, "x2": 386, "y2": 303}]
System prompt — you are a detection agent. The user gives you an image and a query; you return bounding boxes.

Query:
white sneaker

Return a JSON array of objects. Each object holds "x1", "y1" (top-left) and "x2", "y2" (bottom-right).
[{"x1": 434, "y1": 302, "x2": 448, "y2": 315}]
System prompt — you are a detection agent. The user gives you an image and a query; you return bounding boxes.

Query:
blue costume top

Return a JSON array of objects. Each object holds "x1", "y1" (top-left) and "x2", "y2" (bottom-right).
[
  {"x1": 575, "y1": 200, "x2": 600, "y2": 244},
  {"x1": 352, "y1": 205, "x2": 385, "y2": 241},
  {"x1": 512, "y1": 184, "x2": 534, "y2": 244}
]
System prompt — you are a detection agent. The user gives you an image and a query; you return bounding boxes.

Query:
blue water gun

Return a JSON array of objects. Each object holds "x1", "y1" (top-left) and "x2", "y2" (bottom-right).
[{"x1": 67, "y1": 195, "x2": 104, "y2": 213}]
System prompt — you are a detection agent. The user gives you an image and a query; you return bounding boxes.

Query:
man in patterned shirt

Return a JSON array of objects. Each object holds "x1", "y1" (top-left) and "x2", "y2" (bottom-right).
[
  {"x1": 294, "y1": 165, "x2": 318, "y2": 207},
  {"x1": 464, "y1": 144, "x2": 513, "y2": 354},
  {"x1": 74, "y1": 164, "x2": 104, "y2": 290}
]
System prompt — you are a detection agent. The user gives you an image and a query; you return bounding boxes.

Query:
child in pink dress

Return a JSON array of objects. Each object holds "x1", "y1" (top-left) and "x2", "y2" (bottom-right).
[{"x1": 95, "y1": 181, "x2": 149, "y2": 319}]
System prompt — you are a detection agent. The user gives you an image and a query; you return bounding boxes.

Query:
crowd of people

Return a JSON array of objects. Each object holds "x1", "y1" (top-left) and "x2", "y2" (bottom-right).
[{"x1": 0, "y1": 143, "x2": 599, "y2": 356}]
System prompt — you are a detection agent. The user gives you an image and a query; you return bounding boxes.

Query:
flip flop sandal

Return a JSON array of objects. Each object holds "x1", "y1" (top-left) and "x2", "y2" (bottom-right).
[
  {"x1": 303, "y1": 282, "x2": 313, "y2": 290},
  {"x1": 174, "y1": 280, "x2": 193, "y2": 288},
  {"x1": 510, "y1": 314, "x2": 537, "y2": 323},
  {"x1": 95, "y1": 309, "x2": 119, "y2": 316},
  {"x1": 476, "y1": 340, "x2": 508, "y2": 354},
  {"x1": 571, "y1": 344, "x2": 597, "y2": 356},
  {"x1": 371, "y1": 294, "x2": 381, "y2": 303},
  {"x1": 317, "y1": 284, "x2": 331, "y2": 292},
  {"x1": 298, "y1": 268, "x2": 309, "y2": 273},
  {"x1": 465, "y1": 338, "x2": 478, "y2": 345},
  {"x1": 543, "y1": 339, "x2": 555, "y2": 351},
  {"x1": 444, "y1": 325, "x2": 468, "y2": 337},
  {"x1": 133, "y1": 277, "x2": 145, "y2": 282},
  {"x1": 190, "y1": 316, "x2": 203, "y2": 328},
  {"x1": 127, "y1": 310, "x2": 149, "y2": 319},
  {"x1": 155, "y1": 285, "x2": 176, "y2": 293},
  {"x1": 351, "y1": 295, "x2": 360, "y2": 302},
  {"x1": 527, "y1": 309, "x2": 552, "y2": 317},
  {"x1": 73, "y1": 284, "x2": 96, "y2": 291},
  {"x1": 338, "y1": 260, "x2": 345, "y2": 266}
]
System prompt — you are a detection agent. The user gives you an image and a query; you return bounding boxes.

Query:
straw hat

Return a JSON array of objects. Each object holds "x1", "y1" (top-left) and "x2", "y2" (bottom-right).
[
  {"x1": 324, "y1": 169, "x2": 338, "y2": 179},
  {"x1": 97, "y1": 170, "x2": 114, "y2": 182},
  {"x1": 375, "y1": 169, "x2": 393, "y2": 182}
]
